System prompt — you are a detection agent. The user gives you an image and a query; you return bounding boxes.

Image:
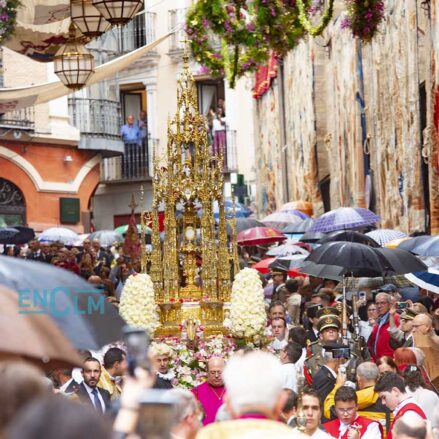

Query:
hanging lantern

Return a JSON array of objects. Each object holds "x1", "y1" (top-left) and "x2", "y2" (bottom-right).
[
  {"x1": 92, "y1": 0, "x2": 143, "y2": 25},
  {"x1": 71, "y1": 0, "x2": 111, "y2": 38},
  {"x1": 54, "y1": 24, "x2": 95, "y2": 90}
]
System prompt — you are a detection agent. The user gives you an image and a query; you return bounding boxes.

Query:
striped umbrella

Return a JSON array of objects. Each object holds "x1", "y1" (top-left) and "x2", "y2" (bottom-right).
[{"x1": 366, "y1": 229, "x2": 407, "y2": 247}]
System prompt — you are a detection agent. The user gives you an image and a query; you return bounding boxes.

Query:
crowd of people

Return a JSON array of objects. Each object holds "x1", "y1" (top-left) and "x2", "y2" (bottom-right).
[{"x1": 1, "y1": 236, "x2": 438, "y2": 439}]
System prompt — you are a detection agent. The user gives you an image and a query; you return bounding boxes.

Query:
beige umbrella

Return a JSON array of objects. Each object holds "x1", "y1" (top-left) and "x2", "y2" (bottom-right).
[{"x1": 0, "y1": 285, "x2": 82, "y2": 370}]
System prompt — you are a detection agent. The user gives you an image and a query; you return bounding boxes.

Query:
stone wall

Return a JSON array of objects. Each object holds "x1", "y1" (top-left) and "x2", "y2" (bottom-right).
[{"x1": 253, "y1": 0, "x2": 437, "y2": 233}]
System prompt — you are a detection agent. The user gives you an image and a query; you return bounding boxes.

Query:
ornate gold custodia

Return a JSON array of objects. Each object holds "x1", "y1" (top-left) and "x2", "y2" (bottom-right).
[{"x1": 150, "y1": 45, "x2": 238, "y2": 337}]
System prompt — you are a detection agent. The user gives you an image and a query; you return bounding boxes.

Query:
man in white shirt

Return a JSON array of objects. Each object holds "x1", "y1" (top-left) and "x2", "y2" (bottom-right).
[
  {"x1": 279, "y1": 342, "x2": 303, "y2": 392},
  {"x1": 292, "y1": 389, "x2": 333, "y2": 438},
  {"x1": 270, "y1": 317, "x2": 288, "y2": 350},
  {"x1": 77, "y1": 357, "x2": 111, "y2": 413},
  {"x1": 323, "y1": 386, "x2": 383, "y2": 438}
]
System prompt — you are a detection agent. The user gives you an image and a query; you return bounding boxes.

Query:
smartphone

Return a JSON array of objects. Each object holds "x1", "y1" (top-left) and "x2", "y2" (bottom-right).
[
  {"x1": 359, "y1": 291, "x2": 367, "y2": 301},
  {"x1": 122, "y1": 326, "x2": 150, "y2": 376},
  {"x1": 332, "y1": 347, "x2": 351, "y2": 359},
  {"x1": 397, "y1": 302, "x2": 408, "y2": 310}
]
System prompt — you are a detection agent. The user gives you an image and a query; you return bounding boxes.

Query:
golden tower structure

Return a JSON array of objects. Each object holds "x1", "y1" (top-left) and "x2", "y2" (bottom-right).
[{"x1": 150, "y1": 48, "x2": 237, "y2": 337}]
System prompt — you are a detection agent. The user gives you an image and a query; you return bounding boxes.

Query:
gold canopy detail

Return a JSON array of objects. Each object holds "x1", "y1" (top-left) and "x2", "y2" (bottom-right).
[{"x1": 149, "y1": 47, "x2": 239, "y2": 337}]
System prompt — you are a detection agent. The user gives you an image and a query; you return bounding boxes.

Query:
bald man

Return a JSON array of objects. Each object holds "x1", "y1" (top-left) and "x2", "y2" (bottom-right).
[{"x1": 192, "y1": 357, "x2": 225, "y2": 426}]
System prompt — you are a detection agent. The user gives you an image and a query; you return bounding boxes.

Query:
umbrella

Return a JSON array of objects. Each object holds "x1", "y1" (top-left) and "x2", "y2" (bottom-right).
[
  {"x1": 253, "y1": 257, "x2": 277, "y2": 274},
  {"x1": 309, "y1": 207, "x2": 380, "y2": 233},
  {"x1": 282, "y1": 218, "x2": 315, "y2": 234},
  {"x1": 0, "y1": 255, "x2": 125, "y2": 350},
  {"x1": 374, "y1": 248, "x2": 428, "y2": 275},
  {"x1": 266, "y1": 242, "x2": 310, "y2": 257},
  {"x1": 38, "y1": 227, "x2": 78, "y2": 246},
  {"x1": 0, "y1": 227, "x2": 19, "y2": 243},
  {"x1": 89, "y1": 230, "x2": 124, "y2": 247},
  {"x1": 318, "y1": 231, "x2": 380, "y2": 248},
  {"x1": 280, "y1": 201, "x2": 313, "y2": 216},
  {"x1": 300, "y1": 231, "x2": 326, "y2": 243},
  {"x1": 0, "y1": 285, "x2": 82, "y2": 370},
  {"x1": 276, "y1": 209, "x2": 309, "y2": 220},
  {"x1": 269, "y1": 254, "x2": 308, "y2": 273},
  {"x1": 305, "y1": 242, "x2": 385, "y2": 276},
  {"x1": 9, "y1": 226, "x2": 35, "y2": 244},
  {"x1": 227, "y1": 218, "x2": 265, "y2": 235},
  {"x1": 213, "y1": 199, "x2": 252, "y2": 218},
  {"x1": 262, "y1": 212, "x2": 303, "y2": 230},
  {"x1": 366, "y1": 229, "x2": 407, "y2": 247},
  {"x1": 409, "y1": 236, "x2": 439, "y2": 257},
  {"x1": 385, "y1": 237, "x2": 411, "y2": 249},
  {"x1": 114, "y1": 224, "x2": 152, "y2": 235},
  {"x1": 397, "y1": 235, "x2": 431, "y2": 252},
  {"x1": 405, "y1": 269, "x2": 439, "y2": 294},
  {"x1": 300, "y1": 261, "x2": 349, "y2": 281},
  {"x1": 237, "y1": 227, "x2": 286, "y2": 246}
]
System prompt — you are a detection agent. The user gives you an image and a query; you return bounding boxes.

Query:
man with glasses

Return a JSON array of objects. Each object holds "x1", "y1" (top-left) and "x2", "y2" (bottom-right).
[
  {"x1": 324, "y1": 386, "x2": 383, "y2": 438},
  {"x1": 192, "y1": 357, "x2": 225, "y2": 426},
  {"x1": 368, "y1": 293, "x2": 400, "y2": 361}
]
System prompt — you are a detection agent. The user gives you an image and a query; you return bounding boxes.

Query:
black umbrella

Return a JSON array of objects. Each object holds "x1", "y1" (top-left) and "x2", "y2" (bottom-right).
[
  {"x1": 0, "y1": 228, "x2": 19, "y2": 244},
  {"x1": 373, "y1": 248, "x2": 427, "y2": 274},
  {"x1": 397, "y1": 235, "x2": 431, "y2": 252},
  {"x1": 300, "y1": 231, "x2": 326, "y2": 243},
  {"x1": 409, "y1": 236, "x2": 439, "y2": 257},
  {"x1": 317, "y1": 230, "x2": 380, "y2": 248},
  {"x1": 301, "y1": 260, "x2": 388, "y2": 280},
  {"x1": 282, "y1": 218, "x2": 314, "y2": 234},
  {"x1": 305, "y1": 242, "x2": 385, "y2": 276},
  {"x1": 6, "y1": 226, "x2": 35, "y2": 244},
  {"x1": 269, "y1": 255, "x2": 308, "y2": 273},
  {"x1": 0, "y1": 256, "x2": 125, "y2": 350}
]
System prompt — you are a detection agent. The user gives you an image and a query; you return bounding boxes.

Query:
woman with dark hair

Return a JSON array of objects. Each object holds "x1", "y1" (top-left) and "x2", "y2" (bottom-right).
[
  {"x1": 376, "y1": 355, "x2": 398, "y2": 374},
  {"x1": 403, "y1": 365, "x2": 439, "y2": 429}
]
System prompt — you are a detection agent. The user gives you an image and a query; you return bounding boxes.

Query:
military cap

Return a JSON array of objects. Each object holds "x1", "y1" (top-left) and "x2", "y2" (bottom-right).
[
  {"x1": 317, "y1": 315, "x2": 341, "y2": 332},
  {"x1": 270, "y1": 268, "x2": 287, "y2": 276},
  {"x1": 316, "y1": 306, "x2": 341, "y2": 319},
  {"x1": 400, "y1": 308, "x2": 418, "y2": 321}
]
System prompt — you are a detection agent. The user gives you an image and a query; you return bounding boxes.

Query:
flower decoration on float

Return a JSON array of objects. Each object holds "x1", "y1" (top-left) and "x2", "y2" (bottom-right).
[
  {"x1": 341, "y1": 0, "x2": 385, "y2": 42},
  {"x1": 229, "y1": 267, "x2": 267, "y2": 344},
  {"x1": 119, "y1": 273, "x2": 161, "y2": 334},
  {"x1": 296, "y1": 0, "x2": 335, "y2": 36},
  {"x1": 0, "y1": 0, "x2": 20, "y2": 43}
]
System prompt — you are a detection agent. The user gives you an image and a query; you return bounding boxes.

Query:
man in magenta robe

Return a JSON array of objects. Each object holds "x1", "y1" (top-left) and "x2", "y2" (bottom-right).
[{"x1": 192, "y1": 356, "x2": 226, "y2": 425}]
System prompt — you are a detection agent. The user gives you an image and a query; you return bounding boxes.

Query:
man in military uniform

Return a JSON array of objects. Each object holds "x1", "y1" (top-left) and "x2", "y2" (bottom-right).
[{"x1": 305, "y1": 308, "x2": 342, "y2": 384}]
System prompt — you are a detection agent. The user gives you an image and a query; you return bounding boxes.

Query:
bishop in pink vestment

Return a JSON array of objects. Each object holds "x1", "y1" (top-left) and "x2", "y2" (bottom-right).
[{"x1": 192, "y1": 357, "x2": 226, "y2": 425}]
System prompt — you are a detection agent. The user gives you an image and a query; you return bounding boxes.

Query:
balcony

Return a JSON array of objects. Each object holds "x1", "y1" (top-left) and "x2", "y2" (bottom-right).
[
  {"x1": 100, "y1": 138, "x2": 157, "y2": 182},
  {"x1": 112, "y1": 11, "x2": 157, "y2": 55},
  {"x1": 0, "y1": 107, "x2": 35, "y2": 131},
  {"x1": 69, "y1": 98, "x2": 124, "y2": 156}
]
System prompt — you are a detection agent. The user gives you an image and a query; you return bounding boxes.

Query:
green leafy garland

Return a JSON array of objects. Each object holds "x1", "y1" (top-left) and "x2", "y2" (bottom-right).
[
  {"x1": 297, "y1": 0, "x2": 335, "y2": 37},
  {"x1": 0, "y1": 0, "x2": 20, "y2": 44}
]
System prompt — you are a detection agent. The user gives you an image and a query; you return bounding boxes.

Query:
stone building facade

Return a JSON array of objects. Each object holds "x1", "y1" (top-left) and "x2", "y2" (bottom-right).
[{"x1": 254, "y1": 0, "x2": 439, "y2": 234}]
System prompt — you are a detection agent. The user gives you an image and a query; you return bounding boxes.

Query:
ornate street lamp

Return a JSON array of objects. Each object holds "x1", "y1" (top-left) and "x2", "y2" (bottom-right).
[
  {"x1": 54, "y1": 24, "x2": 95, "y2": 90},
  {"x1": 92, "y1": 0, "x2": 143, "y2": 25},
  {"x1": 70, "y1": 0, "x2": 111, "y2": 38}
]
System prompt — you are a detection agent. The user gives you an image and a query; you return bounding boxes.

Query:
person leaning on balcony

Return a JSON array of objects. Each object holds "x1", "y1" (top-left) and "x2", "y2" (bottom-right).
[{"x1": 120, "y1": 115, "x2": 141, "y2": 146}]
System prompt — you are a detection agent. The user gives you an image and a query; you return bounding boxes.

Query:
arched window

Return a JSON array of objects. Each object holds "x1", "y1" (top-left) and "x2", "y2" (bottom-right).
[{"x1": 0, "y1": 178, "x2": 25, "y2": 227}]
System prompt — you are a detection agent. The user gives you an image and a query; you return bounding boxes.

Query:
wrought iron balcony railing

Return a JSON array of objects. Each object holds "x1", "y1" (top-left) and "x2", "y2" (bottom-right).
[
  {"x1": 69, "y1": 98, "x2": 124, "y2": 155},
  {"x1": 0, "y1": 107, "x2": 35, "y2": 131},
  {"x1": 111, "y1": 11, "x2": 157, "y2": 54},
  {"x1": 101, "y1": 137, "x2": 157, "y2": 182}
]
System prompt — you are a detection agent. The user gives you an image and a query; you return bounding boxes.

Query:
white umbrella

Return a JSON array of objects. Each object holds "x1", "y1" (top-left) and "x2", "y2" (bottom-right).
[
  {"x1": 366, "y1": 229, "x2": 407, "y2": 246},
  {"x1": 38, "y1": 227, "x2": 78, "y2": 245}
]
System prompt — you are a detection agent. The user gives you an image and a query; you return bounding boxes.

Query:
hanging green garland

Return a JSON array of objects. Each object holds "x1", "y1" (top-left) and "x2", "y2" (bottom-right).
[
  {"x1": 297, "y1": 0, "x2": 334, "y2": 37},
  {"x1": 0, "y1": 0, "x2": 20, "y2": 44}
]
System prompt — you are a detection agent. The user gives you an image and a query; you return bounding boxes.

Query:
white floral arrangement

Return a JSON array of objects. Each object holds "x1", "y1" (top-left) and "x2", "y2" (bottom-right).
[
  {"x1": 119, "y1": 273, "x2": 160, "y2": 333},
  {"x1": 229, "y1": 267, "x2": 267, "y2": 340}
]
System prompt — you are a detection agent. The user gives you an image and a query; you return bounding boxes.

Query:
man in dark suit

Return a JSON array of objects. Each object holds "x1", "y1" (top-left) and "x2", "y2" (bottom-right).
[
  {"x1": 305, "y1": 304, "x2": 322, "y2": 343},
  {"x1": 77, "y1": 357, "x2": 111, "y2": 413},
  {"x1": 312, "y1": 343, "x2": 348, "y2": 419}
]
